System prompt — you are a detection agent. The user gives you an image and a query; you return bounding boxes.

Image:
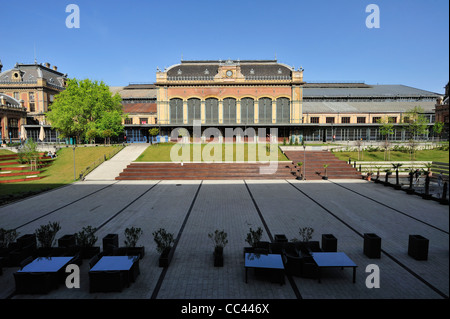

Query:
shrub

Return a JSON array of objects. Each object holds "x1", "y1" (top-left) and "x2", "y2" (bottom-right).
[
  {"x1": 208, "y1": 229, "x2": 228, "y2": 249},
  {"x1": 35, "y1": 221, "x2": 61, "y2": 248},
  {"x1": 124, "y1": 227, "x2": 143, "y2": 248},
  {"x1": 245, "y1": 227, "x2": 263, "y2": 248},
  {"x1": 75, "y1": 226, "x2": 98, "y2": 247},
  {"x1": 152, "y1": 228, "x2": 175, "y2": 254},
  {"x1": 0, "y1": 228, "x2": 20, "y2": 248}
]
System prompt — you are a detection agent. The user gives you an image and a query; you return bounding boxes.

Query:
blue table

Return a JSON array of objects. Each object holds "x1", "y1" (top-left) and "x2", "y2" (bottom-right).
[
  {"x1": 89, "y1": 256, "x2": 139, "y2": 292},
  {"x1": 244, "y1": 253, "x2": 285, "y2": 284},
  {"x1": 311, "y1": 252, "x2": 357, "y2": 283},
  {"x1": 90, "y1": 256, "x2": 138, "y2": 272},
  {"x1": 18, "y1": 256, "x2": 75, "y2": 273}
]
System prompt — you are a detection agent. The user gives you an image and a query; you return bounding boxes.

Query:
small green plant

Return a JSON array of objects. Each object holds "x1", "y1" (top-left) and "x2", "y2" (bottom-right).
[
  {"x1": 323, "y1": 164, "x2": 329, "y2": 177},
  {"x1": 153, "y1": 228, "x2": 175, "y2": 254},
  {"x1": 75, "y1": 226, "x2": 98, "y2": 248},
  {"x1": 35, "y1": 221, "x2": 61, "y2": 248},
  {"x1": 299, "y1": 226, "x2": 314, "y2": 242},
  {"x1": 208, "y1": 229, "x2": 228, "y2": 249},
  {"x1": 17, "y1": 138, "x2": 39, "y2": 164},
  {"x1": 124, "y1": 227, "x2": 143, "y2": 248},
  {"x1": 0, "y1": 228, "x2": 20, "y2": 248},
  {"x1": 245, "y1": 227, "x2": 263, "y2": 248}
]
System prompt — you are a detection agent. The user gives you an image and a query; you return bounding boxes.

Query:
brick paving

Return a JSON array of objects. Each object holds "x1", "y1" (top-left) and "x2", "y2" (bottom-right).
[{"x1": 0, "y1": 178, "x2": 448, "y2": 301}]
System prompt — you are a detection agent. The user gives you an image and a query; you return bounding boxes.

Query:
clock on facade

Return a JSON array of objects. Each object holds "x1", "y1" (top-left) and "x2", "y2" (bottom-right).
[{"x1": 226, "y1": 70, "x2": 233, "y2": 77}]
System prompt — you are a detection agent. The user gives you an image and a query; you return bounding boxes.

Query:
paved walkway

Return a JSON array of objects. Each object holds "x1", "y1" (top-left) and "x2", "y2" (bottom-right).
[
  {"x1": 0, "y1": 178, "x2": 447, "y2": 302},
  {"x1": 83, "y1": 144, "x2": 148, "y2": 181}
]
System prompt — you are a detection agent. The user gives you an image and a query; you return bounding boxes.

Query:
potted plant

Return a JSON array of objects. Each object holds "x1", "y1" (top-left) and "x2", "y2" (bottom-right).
[
  {"x1": 243, "y1": 226, "x2": 264, "y2": 257},
  {"x1": 322, "y1": 164, "x2": 329, "y2": 180},
  {"x1": 392, "y1": 163, "x2": 403, "y2": 189},
  {"x1": 0, "y1": 228, "x2": 19, "y2": 260},
  {"x1": 374, "y1": 165, "x2": 382, "y2": 183},
  {"x1": 296, "y1": 162, "x2": 303, "y2": 180},
  {"x1": 75, "y1": 226, "x2": 100, "y2": 259},
  {"x1": 208, "y1": 229, "x2": 228, "y2": 267},
  {"x1": 153, "y1": 228, "x2": 175, "y2": 267},
  {"x1": 123, "y1": 227, "x2": 145, "y2": 259},
  {"x1": 34, "y1": 221, "x2": 61, "y2": 256}
]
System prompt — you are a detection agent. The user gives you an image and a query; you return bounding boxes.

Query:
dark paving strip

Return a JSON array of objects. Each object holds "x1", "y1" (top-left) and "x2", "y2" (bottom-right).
[
  {"x1": 244, "y1": 181, "x2": 303, "y2": 300},
  {"x1": 150, "y1": 181, "x2": 203, "y2": 300},
  {"x1": 14, "y1": 181, "x2": 120, "y2": 230},
  {"x1": 330, "y1": 180, "x2": 449, "y2": 235},
  {"x1": 286, "y1": 180, "x2": 449, "y2": 299},
  {"x1": 94, "y1": 181, "x2": 161, "y2": 232}
]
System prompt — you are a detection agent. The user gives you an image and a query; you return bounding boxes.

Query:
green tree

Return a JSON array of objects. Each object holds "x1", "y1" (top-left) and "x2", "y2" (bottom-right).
[
  {"x1": 149, "y1": 128, "x2": 160, "y2": 145},
  {"x1": 403, "y1": 106, "x2": 429, "y2": 140},
  {"x1": 432, "y1": 121, "x2": 444, "y2": 143},
  {"x1": 96, "y1": 110, "x2": 124, "y2": 144},
  {"x1": 46, "y1": 78, "x2": 123, "y2": 143},
  {"x1": 377, "y1": 117, "x2": 394, "y2": 160}
]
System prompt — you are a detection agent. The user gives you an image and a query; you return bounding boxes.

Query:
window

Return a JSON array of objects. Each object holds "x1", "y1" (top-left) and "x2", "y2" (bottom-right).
[
  {"x1": 258, "y1": 98, "x2": 272, "y2": 124},
  {"x1": 124, "y1": 118, "x2": 133, "y2": 125},
  {"x1": 372, "y1": 117, "x2": 381, "y2": 123},
  {"x1": 14, "y1": 92, "x2": 19, "y2": 100},
  {"x1": 240, "y1": 98, "x2": 254, "y2": 124},
  {"x1": 357, "y1": 117, "x2": 366, "y2": 124},
  {"x1": 187, "y1": 98, "x2": 201, "y2": 124},
  {"x1": 170, "y1": 98, "x2": 184, "y2": 124},
  {"x1": 326, "y1": 117, "x2": 335, "y2": 124},
  {"x1": 389, "y1": 117, "x2": 397, "y2": 123},
  {"x1": 140, "y1": 118, "x2": 148, "y2": 125},
  {"x1": 276, "y1": 98, "x2": 290, "y2": 124},
  {"x1": 310, "y1": 117, "x2": 320, "y2": 124},
  {"x1": 223, "y1": 98, "x2": 237, "y2": 124},
  {"x1": 341, "y1": 117, "x2": 351, "y2": 124},
  {"x1": 29, "y1": 92, "x2": 35, "y2": 112},
  {"x1": 205, "y1": 98, "x2": 219, "y2": 124}
]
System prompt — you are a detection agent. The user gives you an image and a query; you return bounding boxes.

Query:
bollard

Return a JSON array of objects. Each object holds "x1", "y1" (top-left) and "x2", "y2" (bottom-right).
[
  {"x1": 423, "y1": 175, "x2": 431, "y2": 199},
  {"x1": 441, "y1": 182, "x2": 449, "y2": 205}
]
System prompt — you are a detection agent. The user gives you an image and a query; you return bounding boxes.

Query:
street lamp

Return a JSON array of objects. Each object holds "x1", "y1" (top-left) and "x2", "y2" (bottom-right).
[
  {"x1": 302, "y1": 139, "x2": 306, "y2": 181},
  {"x1": 73, "y1": 145, "x2": 76, "y2": 181}
]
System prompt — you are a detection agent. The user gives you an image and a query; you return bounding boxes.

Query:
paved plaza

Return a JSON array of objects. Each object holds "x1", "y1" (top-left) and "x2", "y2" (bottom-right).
[{"x1": 0, "y1": 175, "x2": 448, "y2": 300}]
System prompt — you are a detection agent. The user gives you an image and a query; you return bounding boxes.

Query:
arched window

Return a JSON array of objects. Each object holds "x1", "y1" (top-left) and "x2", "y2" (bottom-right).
[
  {"x1": 170, "y1": 98, "x2": 183, "y2": 124},
  {"x1": 240, "y1": 98, "x2": 255, "y2": 124},
  {"x1": 205, "y1": 98, "x2": 219, "y2": 124},
  {"x1": 223, "y1": 98, "x2": 237, "y2": 124},
  {"x1": 276, "y1": 97, "x2": 290, "y2": 123},
  {"x1": 187, "y1": 98, "x2": 201, "y2": 124},
  {"x1": 258, "y1": 98, "x2": 272, "y2": 124}
]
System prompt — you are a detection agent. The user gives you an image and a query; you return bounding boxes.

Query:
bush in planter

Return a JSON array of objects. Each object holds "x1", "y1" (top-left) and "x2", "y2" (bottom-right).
[
  {"x1": 208, "y1": 229, "x2": 228, "y2": 267},
  {"x1": 124, "y1": 227, "x2": 145, "y2": 259},
  {"x1": 0, "y1": 228, "x2": 19, "y2": 250},
  {"x1": 35, "y1": 222, "x2": 61, "y2": 249},
  {"x1": 245, "y1": 227, "x2": 263, "y2": 248},
  {"x1": 75, "y1": 226, "x2": 100, "y2": 258},
  {"x1": 152, "y1": 228, "x2": 175, "y2": 267}
]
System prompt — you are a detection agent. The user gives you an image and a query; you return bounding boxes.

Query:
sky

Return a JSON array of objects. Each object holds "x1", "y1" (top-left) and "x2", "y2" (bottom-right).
[{"x1": 0, "y1": 0, "x2": 448, "y2": 94}]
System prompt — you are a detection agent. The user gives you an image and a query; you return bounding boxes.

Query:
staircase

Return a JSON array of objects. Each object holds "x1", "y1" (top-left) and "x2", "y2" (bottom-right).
[
  {"x1": 115, "y1": 162, "x2": 296, "y2": 180},
  {"x1": 283, "y1": 151, "x2": 362, "y2": 180},
  {"x1": 0, "y1": 153, "x2": 53, "y2": 183}
]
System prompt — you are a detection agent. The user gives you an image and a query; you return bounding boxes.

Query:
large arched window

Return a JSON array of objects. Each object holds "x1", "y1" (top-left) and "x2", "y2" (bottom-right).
[
  {"x1": 205, "y1": 98, "x2": 219, "y2": 124},
  {"x1": 170, "y1": 98, "x2": 183, "y2": 124},
  {"x1": 258, "y1": 98, "x2": 272, "y2": 124},
  {"x1": 240, "y1": 98, "x2": 255, "y2": 124},
  {"x1": 276, "y1": 97, "x2": 290, "y2": 123},
  {"x1": 223, "y1": 98, "x2": 237, "y2": 124},
  {"x1": 187, "y1": 98, "x2": 201, "y2": 124}
]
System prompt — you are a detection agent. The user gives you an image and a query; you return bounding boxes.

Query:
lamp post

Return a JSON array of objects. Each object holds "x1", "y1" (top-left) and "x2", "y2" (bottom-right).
[
  {"x1": 302, "y1": 139, "x2": 306, "y2": 181},
  {"x1": 73, "y1": 145, "x2": 76, "y2": 181}
]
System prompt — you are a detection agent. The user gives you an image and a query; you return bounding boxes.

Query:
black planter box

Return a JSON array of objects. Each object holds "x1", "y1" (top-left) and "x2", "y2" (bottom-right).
[
  {"x1": 102, "y1": 234, "x2": 119, "y2": 252},
  {"x1": 80, "y1": 246, "x2": 101, "y2": 259},
  {"x1": 17, "y1": 234, "x2": 37, "y2": 250},
  {"x1": 408, "y1": 235, "x2": 429, "y2": 261},
  {"x1": 159, "y1": 247, "x2": 174, "y2": 268},
  {"x1": 58, "y1": 234, "x2": 76, "y2": 248},
  {"x1": 363, "y1": 233, "x2": 381, "y2": 259},
  {"x1": 274, "y1": 234, "x2": 288, "y2": 243},
  {"x1": 321, "y1": 234, "x2": 337, "y2": 252},
  {"x1": 213, "y1": 247, "x2": 224, "y2": 267},
  {"x1": 115, "y1": 247, "x2": 145, "y2": 259}
]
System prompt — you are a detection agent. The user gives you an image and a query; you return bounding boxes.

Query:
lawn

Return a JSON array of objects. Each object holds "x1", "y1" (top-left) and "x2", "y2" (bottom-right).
[
  {"x1": 135, "y1": 143, "x2": 289, "y2": 162},
  {"x1": 333, "y1": 149, "x2": 449, "y2": 163},
  {"x1": 0, "y1": 145, "x2": 123, "y2": 202}
]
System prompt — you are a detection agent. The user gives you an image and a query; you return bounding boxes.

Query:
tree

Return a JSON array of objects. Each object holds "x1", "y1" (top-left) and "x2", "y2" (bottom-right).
[
  {"x1": 432, "y1": 121, "x2": 444, "y2": 143},
  {"x1": 377, "y1": 117, "x2": 394, "y2": 160},
  {"x1": 46, "y1": 78, "x2": 123, "y2": 143},
  {"x1": 149, "y1": 128, "x2": 160, "y2": 145},
  {"x1": 403, "y1": 106, "x2": 429, "y2": 160},
  {"x1": 96, "y1": 110, "x2": 124, "y2": 144}
]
